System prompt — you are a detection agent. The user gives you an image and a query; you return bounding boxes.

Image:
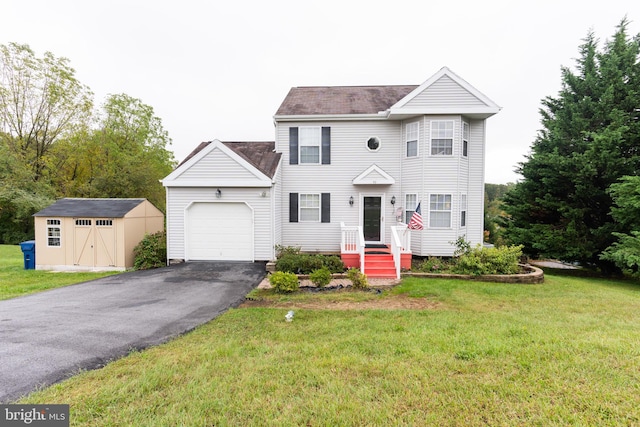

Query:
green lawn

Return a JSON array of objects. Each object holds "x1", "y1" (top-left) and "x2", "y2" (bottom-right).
[
  {"x1": 18, "y1": 272, "x2": 640, "y2": 426},
  {"x1": 0, "y1": 244, "x2": 120, "y2": 300}
]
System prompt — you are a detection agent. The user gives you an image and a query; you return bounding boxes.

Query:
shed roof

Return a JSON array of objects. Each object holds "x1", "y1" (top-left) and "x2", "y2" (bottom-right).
[
  {"x1": 275, "y1": 85, "x2": 418, "y2": 116},
  {"x1": 178, "y1": 141, "x2": 281, "y2": 178},
  {"x1": 33, "y1": 198, "x2": 146, "y2": 218}
]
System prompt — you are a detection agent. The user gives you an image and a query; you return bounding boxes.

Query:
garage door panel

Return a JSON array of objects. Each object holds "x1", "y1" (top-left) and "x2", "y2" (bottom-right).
[{"x1": 187, "y1": 202, "x2": 253, "y2": 261}]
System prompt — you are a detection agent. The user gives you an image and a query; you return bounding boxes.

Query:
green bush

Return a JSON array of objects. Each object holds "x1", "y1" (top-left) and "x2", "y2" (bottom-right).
[
  {"x1": 274, "y1": 245, "x2": 301, "y2": 258},
  {"x1": 452, "y1": 245, "x2": 523, "y2": 275},
  {"x1": 347, "y1": 268, "x2": 369, "y2": 289},
  {"x1": 269, "y1": 271, "x2": 299, "y2": 293},
  {"x1": 414, "y1": 257, "x2": 453, "y2": 273},
  {"x1": 275, "y1": 253, "x2": 345, "y2": 274},
  {"x1": 133, "y1": 231, "x2": 166, "y2": 270},
  {"x1": 309, "y1": 267, "x2": 332, "y2": 288}
]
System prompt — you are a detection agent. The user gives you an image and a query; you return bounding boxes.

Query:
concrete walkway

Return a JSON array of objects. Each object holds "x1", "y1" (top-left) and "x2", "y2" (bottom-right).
[{"x1": 0, "y1": 261, "x2": 265, "y2": 403}]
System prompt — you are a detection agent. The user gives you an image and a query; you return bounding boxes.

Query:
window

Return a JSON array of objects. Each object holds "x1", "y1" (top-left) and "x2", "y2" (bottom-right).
[
  {"x1": 96, "y1": 220, "x2": 113, "y2": 226},
  {"x1": 431, "y1": 121, "x2": 454, "y2": 155},
  {"x1": 405, "y1": 122, "x2": 419, "y2": 157},
  {"x1": 300, "y1": 194, "x2": 320, "y2": 222},
  {"x1": 47, "y1": 219, "x2": 61, "y2": 247},
  {"x1": 75, "y1": 219, "x2": 91, "y2": 226},
  {"x1": 429, "y1": 194, "x2": 452, "y2": 228},
  {"x1": 405, "y1": 194, "x2": 418, "y2": 223},
  {"x1": 299, "y1": 127, "x2": 321, "y2": 164},
  {"x1": 460, "y1": 194, "x2": 467, "y2": 227},
  {"x1": 366, "y1": 137, "x2": 381, "y2": 151},
  {"x1": 462, "y1": 122, "x2": 469, "y2": 157}
]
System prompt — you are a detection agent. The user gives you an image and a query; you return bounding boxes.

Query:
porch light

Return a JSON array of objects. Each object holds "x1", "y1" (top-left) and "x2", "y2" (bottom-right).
[
  {"x1": 216, "y1": 188, "x2": 222, "y2": 198},
  {"x1": 349, "y1": 196, "x2": 354, "y2": 206},
  {"x1": 391, "y1": 196, "x2": 396, "y2": 205}
]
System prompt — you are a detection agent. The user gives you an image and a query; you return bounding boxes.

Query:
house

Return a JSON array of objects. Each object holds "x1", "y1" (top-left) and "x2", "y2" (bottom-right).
[
  {"x1": 33, "y1": 198, "x2": 164, "y2": 271},
  {"x1": 162, "y1": 67, "x2": 500, "y2": 278}
]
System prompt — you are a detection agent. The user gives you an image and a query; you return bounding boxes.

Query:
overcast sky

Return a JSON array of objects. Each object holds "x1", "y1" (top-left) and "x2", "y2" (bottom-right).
[{"x1": 2, "y1": 0, "x2": 638, "y2": 184}]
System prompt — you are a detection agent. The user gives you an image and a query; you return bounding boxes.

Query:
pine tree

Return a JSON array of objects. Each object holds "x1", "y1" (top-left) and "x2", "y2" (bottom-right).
[{"x1": 503, "y1": 19, "x2": 640, "y2": 269}]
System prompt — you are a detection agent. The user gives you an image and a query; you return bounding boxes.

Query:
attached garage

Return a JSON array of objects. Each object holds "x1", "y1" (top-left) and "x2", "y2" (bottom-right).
[
  {"x1": 33, "y1": 198, "x2": 164, "y2": 271},
  {"x1": 186, "y1": 202, "x2": 253, "y2": 261},
  {"x1": 162, "y1": 140, "x2": 281, "y2": 263}
]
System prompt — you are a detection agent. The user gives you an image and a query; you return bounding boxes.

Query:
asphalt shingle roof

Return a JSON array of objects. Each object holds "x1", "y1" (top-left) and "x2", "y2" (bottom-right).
[
  {"x1": 275, "y1": 85, "x2": 418, "y2": 116},
  {"x1": 33, "y1": 198, "x2": 146, "y2": 218}
]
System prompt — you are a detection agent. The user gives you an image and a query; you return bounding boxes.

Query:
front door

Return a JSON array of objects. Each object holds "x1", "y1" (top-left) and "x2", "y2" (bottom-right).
[{"x1": 363, "y1": 196, "x2": 382, "y2": 242}]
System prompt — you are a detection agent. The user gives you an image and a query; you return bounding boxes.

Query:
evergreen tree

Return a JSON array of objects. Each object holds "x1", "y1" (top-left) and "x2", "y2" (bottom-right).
[{"x1": 502, "y1": 19, "x2": 640, "y2": 269}]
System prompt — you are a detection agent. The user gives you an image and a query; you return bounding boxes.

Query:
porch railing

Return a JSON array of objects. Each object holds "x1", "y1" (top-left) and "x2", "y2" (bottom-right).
[
  {"x1": 340, "y1": 222, "x2": 365, "y2": 272},
  {"x1": 391, "y1": 224, "x2": 411, "y2": 279}
]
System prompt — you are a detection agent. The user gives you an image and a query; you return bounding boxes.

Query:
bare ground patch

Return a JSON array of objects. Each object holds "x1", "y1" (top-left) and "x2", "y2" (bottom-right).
[{"x1": 240, "y1": 294, "x2": 440, "y2": 310}]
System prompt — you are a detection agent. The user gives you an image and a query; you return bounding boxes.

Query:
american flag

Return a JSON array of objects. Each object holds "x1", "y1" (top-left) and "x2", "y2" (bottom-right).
[{"x1": 408, "y1": 202, "x2": 423, "y2": 230}]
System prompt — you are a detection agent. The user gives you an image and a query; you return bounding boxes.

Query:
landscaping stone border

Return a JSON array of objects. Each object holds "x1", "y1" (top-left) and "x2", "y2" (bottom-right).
[{"x1": 402, "y1": 264, "x2": 544, "y2": 284}]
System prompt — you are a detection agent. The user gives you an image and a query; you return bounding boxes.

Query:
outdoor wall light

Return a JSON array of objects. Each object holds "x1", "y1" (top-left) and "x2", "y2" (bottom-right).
[
  {"x1": 216, "y1": 188, "x2": 222, "y2": 198},
  {"x1": 349, "y1": 196, "x2": 354, "y2": 206},
  {"x1": 391, "y1": 196, "x2": 396, "y2": 205}
]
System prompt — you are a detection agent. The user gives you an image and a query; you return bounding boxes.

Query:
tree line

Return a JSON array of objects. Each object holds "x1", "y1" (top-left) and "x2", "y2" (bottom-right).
[{"x1": 0, "y1": 43, "x2": 175, "y2": 244}]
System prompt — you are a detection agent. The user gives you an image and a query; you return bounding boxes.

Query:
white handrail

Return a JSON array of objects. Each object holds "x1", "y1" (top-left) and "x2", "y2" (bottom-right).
[
  {"x1": 390, "y1": 224, "x2": 411, "y2": 279},
  {"x1": 341, "y1": 222, "x2": 365, "y2": 273}
]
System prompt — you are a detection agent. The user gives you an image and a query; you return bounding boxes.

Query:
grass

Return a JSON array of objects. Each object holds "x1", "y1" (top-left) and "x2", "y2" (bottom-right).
[
  {"x1": 0, "y1": 244, "x2": 120, "y2": 300},
  {"x1": 18, "y1": 271, "x2": 640, "y2": 426}
]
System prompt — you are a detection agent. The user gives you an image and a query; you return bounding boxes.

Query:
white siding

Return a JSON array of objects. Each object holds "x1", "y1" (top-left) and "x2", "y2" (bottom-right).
[
  {"x1": 166, "y1": 187, "x2": 274, "y2": 261},
  {"x1": 403, "y1": 75, "x2": 487, "y2": 108},
  {"x1": 177, "y1": 147, "x2": 258, "y2": 181},
  {"x1": 466, "y1": 119, "x2": 486, "y2": 246},
  {"x1": 277, "y1": 120, "x2": 403, "y2": 252},
  {"x1": 272, "y1": 165, "x2": 283, "y2": 252}
]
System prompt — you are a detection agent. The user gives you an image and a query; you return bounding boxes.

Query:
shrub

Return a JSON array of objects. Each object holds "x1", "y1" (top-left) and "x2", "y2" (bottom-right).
[
  {"x1": 276, "y1": 253, "x2": 345, "y2": 274},
  {"x1": 275, "y1": 245, "x2": 301, "y2": 258},
  {"x1": 414, "y1": 257, "x2": 452, "y2": 273},
  {"x1": 452, "y1": 244, "x2": 523, "y2": 275},
  {"x1": 133, "y1": 231, "x2": 166, "y2": 270},
  {"x1": 309, "y1": 267, "x2": 332, "y2": 288},
  {"x1": 269, "y1": 271, "x2": 299, "y2": 293},
  {"x1": 347, "y1": 268, "x2": 369, "y2": 289}
]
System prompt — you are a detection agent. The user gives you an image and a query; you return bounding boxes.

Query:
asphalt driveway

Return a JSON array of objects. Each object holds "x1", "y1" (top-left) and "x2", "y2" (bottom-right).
[{"x1": 0, "y1": 261, "x2": 265, "y2": 403}]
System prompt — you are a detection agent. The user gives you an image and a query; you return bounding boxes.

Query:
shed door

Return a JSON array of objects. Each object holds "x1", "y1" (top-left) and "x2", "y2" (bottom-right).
[
  {"x1": 74, "y1": 219, "x2": 116, "y2": 267},
  {"x1": 74, "y1": 220, "x2": 94, "y2": 266},
  {"x1": 186, "y1": 202, "x2": 253, "y2": 261}
]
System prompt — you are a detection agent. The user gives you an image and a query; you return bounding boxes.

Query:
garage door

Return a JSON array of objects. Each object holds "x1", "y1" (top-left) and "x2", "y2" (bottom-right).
[{"x1": 186, "y1": 202, "x2": 253, "y2": 261}]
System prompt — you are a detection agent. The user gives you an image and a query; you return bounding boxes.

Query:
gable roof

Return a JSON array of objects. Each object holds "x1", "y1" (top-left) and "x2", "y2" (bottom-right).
[
  {"x1": 275, "y1": 85, "x2": 417, "y2": 116},
  {"x1": 177, "y1": 141, "x2": 281, "y2": 179},
  {"x1": 34, "y1": 198, "x2": 146, "y2": 218},
  {"x1": 274, "y1": 67, "x2": 500, "y2": 120},
  {"x1": 352, "y1": 165, "x2": 396, "y2": 185}
]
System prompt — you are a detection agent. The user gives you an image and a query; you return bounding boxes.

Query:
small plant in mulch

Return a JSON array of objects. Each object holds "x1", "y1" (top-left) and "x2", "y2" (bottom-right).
[
  {"x1": 309, "y1": 267, "x2": 332, "y2": 288},
  {"x1": 346, "y1": 268, "x2": 369, "y2": 290},
  {"x1": 269, "y1": 271, "x2": 299, "y2": 293}
]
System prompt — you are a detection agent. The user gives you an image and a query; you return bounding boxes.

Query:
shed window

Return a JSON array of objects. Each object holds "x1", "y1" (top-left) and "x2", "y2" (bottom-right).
[
  {"x1": 96, "y1": 220, "x2": 113, "y2": 226},
  {"x1": 47, "y1": 219, "x2": 61, "y2": 247},
  {"x1": 75, "y1": 219, "x2": 92, "y2": 226}
]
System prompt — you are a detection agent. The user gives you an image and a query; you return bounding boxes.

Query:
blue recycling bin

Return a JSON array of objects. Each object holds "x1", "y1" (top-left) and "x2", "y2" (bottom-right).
[{"x1": 19, "y1": 240, "x2": 36, "y2": 270}]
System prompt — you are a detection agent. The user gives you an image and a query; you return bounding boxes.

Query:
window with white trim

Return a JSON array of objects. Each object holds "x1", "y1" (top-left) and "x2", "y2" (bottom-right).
[
  {"x1": 299, "y1": 194, "x2": 320, "y2": 222},
  {"x1": 430, "y1": 120, "x2": 454, "y2": 155},
  {"x1": 429, "y1": 194, "x2": 452, "y2": 228},
  {"x1": 462, "y1": 122, "x2": 469, "y2": 157},
  {"x1": 405, "y1": 194, "x2": 418, "y2": 223},
  {"x1": 299, "y1": 127, "x2": 321, "y2": 164},
  {"x1": 47, "y1": 219, "x2": 61, "y2": 247},
  {"x1": 460, "y1": 194, "x2": 467, "y2": 227},
  {"x1": 405, "y1": 122, "x2": 419, "y2": 157}
]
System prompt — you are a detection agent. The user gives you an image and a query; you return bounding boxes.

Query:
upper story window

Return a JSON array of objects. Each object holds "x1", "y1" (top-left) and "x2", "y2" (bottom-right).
[
  {"x1": 47, "y1": 219, "x2": 61, "y2": 247},
  {"x1": 366, "y1": 137, "x2": 381, "y2": 151},
  {"x1": 406, "y1": 122, "x2": 419, "y2": 157},
  {"x1": 462, "y1": 122, "x2": 469, "y2": 157},
  {"x1": 430, "y1": 120, "x2": 454, "y2": 156},
  {"x1": 405, "y1": 194, "x2": 418, "y2": 223},
  {"x1": 299, "y1": 127, "x2": 321, "y2": 164},
  {"x1": 429, "y1": 194, "x2": 452, "y2": 228}
]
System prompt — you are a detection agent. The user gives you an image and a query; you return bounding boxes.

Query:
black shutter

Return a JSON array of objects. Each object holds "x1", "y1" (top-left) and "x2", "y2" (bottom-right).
[
  {"x1": 321, "y1": 193, "x2": 330, "y2": 223},
  {"x1": 289, "y1": 193, "x2": 298, "y2": 222},
  {"x1": 321, "y1": 127, "x2": 331, "y2": 164},
  {"x1": 289, "y1": 127, "x2": 298, "y2": 165}
]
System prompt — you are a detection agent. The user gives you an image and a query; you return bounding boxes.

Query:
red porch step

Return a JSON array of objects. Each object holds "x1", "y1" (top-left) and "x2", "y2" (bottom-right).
[{"x1": 364, "y1": 253, "x2": 396, "y2": 278}]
